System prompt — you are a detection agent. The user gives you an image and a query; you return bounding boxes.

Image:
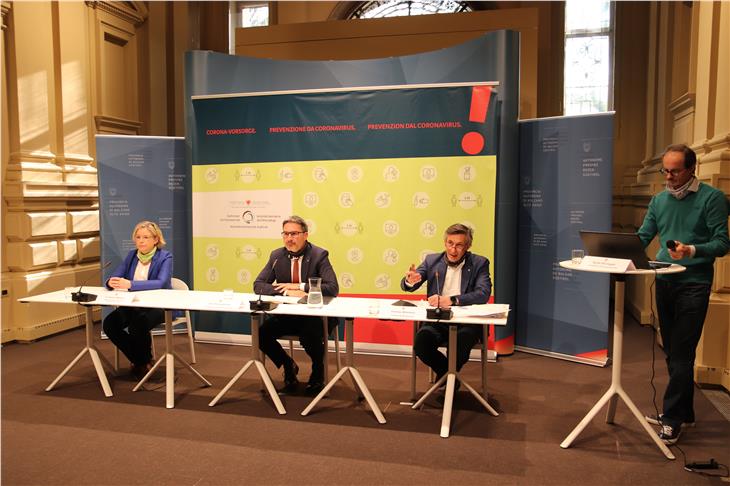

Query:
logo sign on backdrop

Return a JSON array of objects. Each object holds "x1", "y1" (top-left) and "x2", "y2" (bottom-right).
[
  {"x1": 516, "y1": 114, "x2": 614, "y2": 364},
  {"x1": 191, "y1": 84, "x2": 498, "y2": 347}
]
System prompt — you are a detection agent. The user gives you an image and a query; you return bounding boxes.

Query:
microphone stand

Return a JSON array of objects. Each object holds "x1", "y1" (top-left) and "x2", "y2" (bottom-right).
[
  {"x1": 72, "y1": 261, "x2": 112, "y2": 303},
  {"x1": 426, "y1": 270, "x2": 453, "y2": 320},
  {"x1": 250, "y1": 258, "x2": 278, "y2": 311}
]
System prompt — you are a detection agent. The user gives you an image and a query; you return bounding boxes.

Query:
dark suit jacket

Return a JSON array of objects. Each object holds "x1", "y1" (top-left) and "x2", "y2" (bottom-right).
[
  {"x1": 400, "y1": 251, "x2": 491, "y2": 306},
  {"x1": 253, "y1": 242, "x2": 339, "y2": 297},
  {"x1": 105, "y1": 249, "x2": 173, "y2": 291}
]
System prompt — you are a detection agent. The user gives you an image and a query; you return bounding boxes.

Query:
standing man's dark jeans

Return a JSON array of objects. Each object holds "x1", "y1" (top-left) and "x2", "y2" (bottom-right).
[
  {"x1": 258, "y1": 315, "x2": 338, "y2": 382},
  {"x1": 103, "y1": 307, "x2": 163, "y2": 366},
  {"x1": 655, "y1": 279, "x2": 711, "y2": 429},
  {"x1": 414, "y1": 323, "x2": 481, "y2": 380}
]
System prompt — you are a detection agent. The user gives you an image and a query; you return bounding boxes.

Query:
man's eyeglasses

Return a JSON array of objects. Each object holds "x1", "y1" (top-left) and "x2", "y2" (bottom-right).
[
  {"x1": 659, "y1": 167, "x2": 687, "y2": 177},
  {"x1": 281, "y1": 231, "x2": 304, "y2": 237},
  {"x1": 445, "y1": 241, "x2": 466, "y2": 250}
]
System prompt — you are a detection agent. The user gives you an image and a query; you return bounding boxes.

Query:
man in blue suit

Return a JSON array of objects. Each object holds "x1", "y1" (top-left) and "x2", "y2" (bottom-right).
[{"x1": 401, "y1": 223, "x2": 492, "y2": 384}]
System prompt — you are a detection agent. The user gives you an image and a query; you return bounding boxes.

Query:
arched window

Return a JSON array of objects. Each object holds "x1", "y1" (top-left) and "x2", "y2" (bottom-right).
[
  {"x1": 347, "y1": 1, "x2": 474, "y2": 19},
  {"x1": 563, "y1": 0, "x2": 614, "y2": 115}
]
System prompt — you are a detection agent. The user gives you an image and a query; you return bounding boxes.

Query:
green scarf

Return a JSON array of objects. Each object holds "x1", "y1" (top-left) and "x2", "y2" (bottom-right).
[{"x1": 137, "y1": 247, "x2": 157, "y2": 264}]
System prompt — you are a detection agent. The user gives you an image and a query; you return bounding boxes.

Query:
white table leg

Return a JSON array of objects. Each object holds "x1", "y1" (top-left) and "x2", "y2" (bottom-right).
[
  {"x1": 208, "y1": 313, "x2": 286, "y2": 415},
  {"x1": 46, "y1": 306, "x2": 114, "y2": 397},
  {"x1": 133, "y1": 310, "x2": 210, "y2": 408},
  {"x1": 560, "y1": 278, "x2": 675, "y2": 460},
  {"x1": 301, "y1": 318, "x2": 385, "y2": 424}
]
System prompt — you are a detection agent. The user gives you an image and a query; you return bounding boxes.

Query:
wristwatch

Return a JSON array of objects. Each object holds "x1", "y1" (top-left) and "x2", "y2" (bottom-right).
[{"x1": 450, "y1": 296, "x2": 458, "y2": 306}]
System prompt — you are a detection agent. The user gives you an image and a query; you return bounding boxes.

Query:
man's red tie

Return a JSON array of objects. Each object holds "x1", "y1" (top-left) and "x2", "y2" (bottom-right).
[{"x1": 292, "y1": 257, "x2": 300, "y2": 284}]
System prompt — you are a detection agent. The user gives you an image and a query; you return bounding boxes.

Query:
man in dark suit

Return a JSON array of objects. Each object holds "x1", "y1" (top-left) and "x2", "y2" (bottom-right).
[
  {"x1": 401, "y1": 223, "x2": 492, "y2": 384},
  {"x1": 254, "y1": 215, "x2": 339, "y2": 394}
]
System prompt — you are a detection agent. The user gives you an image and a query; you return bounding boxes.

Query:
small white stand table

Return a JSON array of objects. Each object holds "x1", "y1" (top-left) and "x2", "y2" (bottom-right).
[{"x1": 558, "y1": 260, "x2": 685, "y2": 460}]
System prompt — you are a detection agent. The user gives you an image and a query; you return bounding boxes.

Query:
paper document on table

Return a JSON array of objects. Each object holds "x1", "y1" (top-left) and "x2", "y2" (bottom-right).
[
  {"x1": 451, "y1": 303, "x2": 510, "y2": 318},
  {"x1": 269, "y1": 295, "x2": 301, "y2": 305},
  {"x1": 93, "y1": 291, "x2": 136, "y2": 305}
]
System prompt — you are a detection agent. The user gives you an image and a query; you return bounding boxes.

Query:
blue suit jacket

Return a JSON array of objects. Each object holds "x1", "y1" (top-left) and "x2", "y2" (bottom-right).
[
  {"x1": 400, "y1": 251, "x2": 491, "y2": 306},
  {"x1": 106, "y1": 249, "x2": 173, "y2": 291},
  {"x1": 253, "y1": 242, "x2": 339, "y2": 297}
]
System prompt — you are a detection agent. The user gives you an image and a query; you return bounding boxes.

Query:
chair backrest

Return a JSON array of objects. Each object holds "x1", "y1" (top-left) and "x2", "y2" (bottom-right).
[{"x1": 171, "y1": 278, "x2": 189, "y2": 291}]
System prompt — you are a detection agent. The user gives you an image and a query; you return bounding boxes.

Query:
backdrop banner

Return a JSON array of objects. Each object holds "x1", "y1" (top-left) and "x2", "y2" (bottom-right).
[
  {"x1": 96, "y1": 135, "x2": 190, "y2": 324},
  {"x1": 184, "y1": 32, "x2": 521, "y2": 353},
  {"x1": 516, "y1": 113, "x2": 614, "y2": 364},
  {"x1": 191, "y1": 84, "x2": 498, "y2": 349}
]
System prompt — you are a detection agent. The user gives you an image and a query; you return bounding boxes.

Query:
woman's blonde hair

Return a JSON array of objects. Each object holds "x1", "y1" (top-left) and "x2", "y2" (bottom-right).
[{"x1": 132, "y1": 220, "x2": 166, "y2": 248}]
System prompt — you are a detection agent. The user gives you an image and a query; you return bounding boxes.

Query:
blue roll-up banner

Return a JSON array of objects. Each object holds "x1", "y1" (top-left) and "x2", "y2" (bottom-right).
[
  {"x1": 96, "y1": 135, "x2": 190, "y2": 329},
  {"x1": 516, "y1": 114, "x2": 614, "y2": 365}
]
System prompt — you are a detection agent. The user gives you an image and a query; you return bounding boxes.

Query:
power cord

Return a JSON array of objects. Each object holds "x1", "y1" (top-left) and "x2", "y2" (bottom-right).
[{"x1": 646, "y1": 272, "x2": 729, "y2": 478}]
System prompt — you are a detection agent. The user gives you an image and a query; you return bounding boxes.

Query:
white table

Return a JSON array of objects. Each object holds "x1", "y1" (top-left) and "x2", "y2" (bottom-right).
[
  {"x1": 405, "y1": 306, "x2": 508, "y2": 438},
  {"x1": 20, "y1": 287, "x2": 217, "y2": 407},
  {"x1": 558, "y1": 260, "x2": 685, "y2": 460}
]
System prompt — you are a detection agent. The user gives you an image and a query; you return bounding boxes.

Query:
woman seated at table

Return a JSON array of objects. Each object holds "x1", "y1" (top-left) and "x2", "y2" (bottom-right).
[{"x1": 103, "y1": 220, "x2": 172, "y2": 379}]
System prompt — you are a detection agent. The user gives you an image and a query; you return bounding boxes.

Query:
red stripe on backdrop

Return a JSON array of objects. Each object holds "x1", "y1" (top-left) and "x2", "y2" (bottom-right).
[
  {"x1": 575, "y1": 349, "x2": 608, "y2": 361},
  {"x1": 341, "y1": 293, "x2": 497, "y2": 351}
]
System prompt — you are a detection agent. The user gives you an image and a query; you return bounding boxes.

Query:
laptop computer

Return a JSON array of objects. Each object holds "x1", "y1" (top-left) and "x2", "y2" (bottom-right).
[{"x1": 579, "y1": 230, "x2": 671, "y2": 270}]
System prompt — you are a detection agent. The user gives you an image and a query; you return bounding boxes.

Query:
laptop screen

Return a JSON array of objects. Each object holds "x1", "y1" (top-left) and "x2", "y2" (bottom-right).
[{"x1": 578, "y1": 231, "x2": 652, "y2": 269}]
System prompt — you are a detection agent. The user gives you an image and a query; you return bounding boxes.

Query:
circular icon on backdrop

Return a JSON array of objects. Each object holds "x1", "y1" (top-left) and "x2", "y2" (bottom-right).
[
  {"x1": 235, "y1": 245, "x2": 259, "y2": 261},
  {"x1": 236, "y1": 167, "x2": 259, "y2": 183},
  {"x1": 237, "y1": 269, "x2": 251, "y2": 285},
  {"x1": 335, "y1": 220, "x2": 361, "y2": 236},
  {"x1": 312, "y1": 167, "x2": 328, "y2": 183},
  {"x1": 303, "y1": 192, "x2": 319, "y2": 208},
  {"x1": 374, "y1": 192, "x2": 391, "y2": 209},
  {"x1": 347, "y1": 166, "x2": 363, "y2": 182},
  {"x1": 206, "y1": 244, "x2": 220, "y2": 260},
  {"x1": 420, "y1": 220, "x2": 437, "y2": 238},
  {"x1": 278, "y1": 167, "x2": 294, "y2": 183},
  {"x1": 204, "y1": 168, "x2": 218, "y2": 184},
  {"x1": 383, "y1": 248, "x2": 399, "y2": 266},
  {"x1": 109, "y1": 187, "x2": 117, "y2": 196},
  {"x1": 383, "y1": 165, "x2": 400, "y2": 182},
  {"x1": 206, "y1": 267, "x2": 219, "y2": 283},
  {"x1": 168, "y1": 159, "x2": 175, "y2": 170},
  {"x1": 412, "y1": 192, "x2": 431, "y2": 209},
  {"x1": 347, "y1": 247, "x2": 364, "y2": 264},
  {"x1": 339, "y1": 192, "x2": 355, "y2": 208},
  {"x1": 459, "y1": 164, "x2": 476, "y2": 182},
  {"x1": 340, "y1": 273, "x2": 354, "y2": 289},
  {"x1": 420, "y1": 250, "x2": 437, "y2": 263},
  {"x1": 453, "y1": 192, "x2": 479, "y2": 209},
  {"x1": 305, "y1": 219, "x2": 316, "y2": 236},
  {"x1": 420, "y1": 165, "x2": 437, "y2": 182},
  {"x1": 382, "y1": 220, "x2": 399, "y2": 237},
  {"x1": 374, "y1": 273, "x2": 391, "y2": 290}
]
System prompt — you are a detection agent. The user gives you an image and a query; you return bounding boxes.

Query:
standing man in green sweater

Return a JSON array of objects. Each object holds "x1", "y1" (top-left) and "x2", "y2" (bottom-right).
[{"x1": 638, "y1": 144, "x2": 730, "y2": 445}]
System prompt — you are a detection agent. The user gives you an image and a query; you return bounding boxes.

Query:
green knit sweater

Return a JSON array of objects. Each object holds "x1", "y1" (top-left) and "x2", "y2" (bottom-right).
[{"x1": 638, "y1": 181, "x2": 730, "y2": 283}]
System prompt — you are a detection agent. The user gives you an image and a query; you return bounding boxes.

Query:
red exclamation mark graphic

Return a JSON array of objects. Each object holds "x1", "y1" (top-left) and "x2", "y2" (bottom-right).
[{"x1": 461, "y1": 86, "x2": 492, "y2": 155}]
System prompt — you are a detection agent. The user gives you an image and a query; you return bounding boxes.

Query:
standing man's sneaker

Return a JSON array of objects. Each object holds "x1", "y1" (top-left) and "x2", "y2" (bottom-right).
[
  {"x1": 658, "y1": 424, "x2": 681, "y2": 444},
  {"x1": 645, "y1": 414, "x2": 695, "y2": 428}
]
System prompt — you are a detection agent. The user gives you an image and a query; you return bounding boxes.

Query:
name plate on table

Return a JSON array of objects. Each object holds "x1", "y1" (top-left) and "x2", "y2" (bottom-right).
[
  {"x1": 206, "y1": 295, "x2": 244, "y2": 309},
  {"x1": 578, "y1": 255, "x2": 635, "y2": 272},
  {"x1": 93, "y1": 291, "x2": 137, "y2": 305},
  {"x1": 377, "y1": 305, "x2": 426, "y2": 321}
]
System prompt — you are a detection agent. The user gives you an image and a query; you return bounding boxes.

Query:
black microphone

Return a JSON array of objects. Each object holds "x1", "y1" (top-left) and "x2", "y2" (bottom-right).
[
  {"x1": 250, "y1": 258, "x2": 278, "y2": 311},
  {"x1": 73, "y1": 261, "x2": 112, "y2": 303},
  {"x1": 426, "y1": 270, "x2": 453, "y2": 320},
  {"x1": 666, "y1": 240, "x2": 677, "y2": 251}
]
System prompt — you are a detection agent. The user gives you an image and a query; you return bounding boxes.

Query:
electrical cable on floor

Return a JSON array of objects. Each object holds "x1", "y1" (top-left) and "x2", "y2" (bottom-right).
[{"x1": 646, "y1": 273, "x2": 728, "y2": 478}]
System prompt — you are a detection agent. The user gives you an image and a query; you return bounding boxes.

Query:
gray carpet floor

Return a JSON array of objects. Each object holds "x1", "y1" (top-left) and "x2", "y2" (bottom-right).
[{"x1": 2, "y1": 316, "x2": 729, "y2": 485}]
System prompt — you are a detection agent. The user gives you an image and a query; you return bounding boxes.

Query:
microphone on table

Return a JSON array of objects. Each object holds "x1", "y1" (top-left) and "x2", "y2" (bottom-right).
[
  {"x1": 426, "y1": 270, "x2": 453, "y2": 320},
  {"x1": 73, "y1": 261, "x2": 112, "y2": 303},
  {"x1": 250, "y1": 258, "x2": 278, "y2": 312}
]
